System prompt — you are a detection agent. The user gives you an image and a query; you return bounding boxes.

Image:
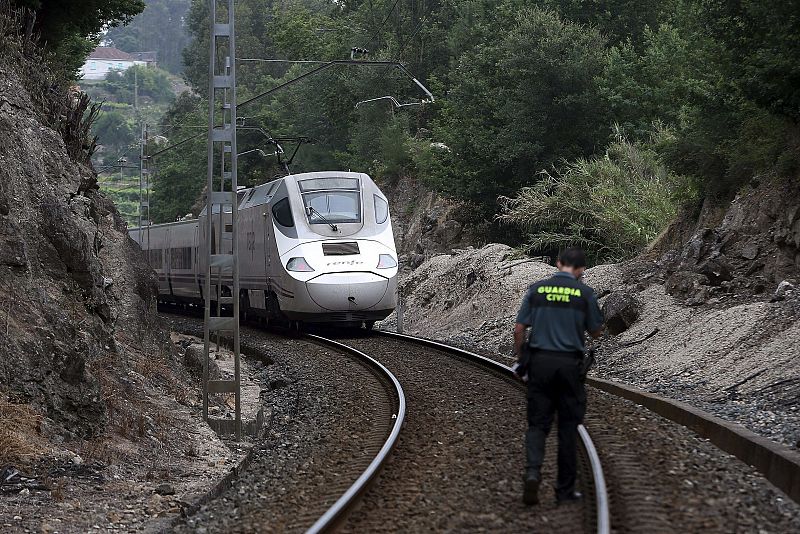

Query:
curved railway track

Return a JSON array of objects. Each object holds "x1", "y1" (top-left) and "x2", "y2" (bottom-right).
[
  {"x1": 166, "y1": 311, "x2": 800, "y2": 533},
  {"x1": 168, "y1": 318, "x2": 403, "y2": 533},
  {"x1": 166, "y1": 314, "x2": 608, "y2": 533},
  {"x1": 326, "y1": 330, "x2": 609, "y2": 533},
  {"x1": 369, "y1": 330, "x2": 609, "y2": 534},
  {"x1": 302, "y1": 334, "x2": 406, "y2": 533}
]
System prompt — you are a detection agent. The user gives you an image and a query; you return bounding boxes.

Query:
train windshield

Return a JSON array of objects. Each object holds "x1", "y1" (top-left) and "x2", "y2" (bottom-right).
[{"x1": 299, "y1": 177, "x2": 361, "y2": 224}]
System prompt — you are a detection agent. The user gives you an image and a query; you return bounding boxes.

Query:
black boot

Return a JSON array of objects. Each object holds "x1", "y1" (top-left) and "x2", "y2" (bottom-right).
[
  {"x1": 522, "y1": 472, "x2": 540, "y2": 505},
  {"x1": 556, "y1": 490, "x2": 583, "y2": 505}
]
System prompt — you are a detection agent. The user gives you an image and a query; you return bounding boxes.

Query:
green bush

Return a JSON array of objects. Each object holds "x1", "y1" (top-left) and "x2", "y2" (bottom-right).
[{"x1": 498, "y1": 129, "x2": 693, "y2": 262}]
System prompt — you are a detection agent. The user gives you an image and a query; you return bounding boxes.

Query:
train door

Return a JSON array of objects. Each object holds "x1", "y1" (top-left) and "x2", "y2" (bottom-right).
[{"x1": 264, "y1": 212, "x2": 271, "y2": 276}]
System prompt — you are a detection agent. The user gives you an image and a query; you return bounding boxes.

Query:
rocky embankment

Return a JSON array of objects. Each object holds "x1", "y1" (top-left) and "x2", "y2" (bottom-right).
[
  {"x1": 0, "y1": 39, "x2": 244, "y2": 531},
  {"x1": 381, "y1": 174, "x2": 494, "y2": 261},
  {"x1": 382, "y1": 176, "x2": 800, "y2": 451}
]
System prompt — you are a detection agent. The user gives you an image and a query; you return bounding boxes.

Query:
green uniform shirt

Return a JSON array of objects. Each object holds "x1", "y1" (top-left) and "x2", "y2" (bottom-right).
[{"x1": 515, "y1": 272, "x2": 603, "y2": 353}]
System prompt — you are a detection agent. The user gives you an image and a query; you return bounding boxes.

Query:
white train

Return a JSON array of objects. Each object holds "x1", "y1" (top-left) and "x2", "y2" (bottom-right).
[{"x1": 129, "y1": 171, "x2": 398, "y2": 328}]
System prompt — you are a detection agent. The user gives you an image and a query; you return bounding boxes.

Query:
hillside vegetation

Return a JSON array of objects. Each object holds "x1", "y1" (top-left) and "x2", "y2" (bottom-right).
[
  {"x1": 142, "y1": 0, "x2": 798, "y2": 263},
  {"x1": 16, "y1": 0, "x2": 797, "y2": 261},
  {"x1": 83, "y1": 65, "x2": 177, "y2": 225}
]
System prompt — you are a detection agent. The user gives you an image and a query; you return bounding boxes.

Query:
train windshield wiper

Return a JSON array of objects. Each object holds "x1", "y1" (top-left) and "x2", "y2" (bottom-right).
[{"x1": 307, "y1": 206, "x2": 338, "y2": 232}]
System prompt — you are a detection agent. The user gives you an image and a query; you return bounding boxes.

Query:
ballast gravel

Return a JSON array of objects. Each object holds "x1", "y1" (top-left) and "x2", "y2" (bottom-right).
[
  {"x1": 337, "y1": 334, "x2": 591, "y2": 533},
  {"x1": 588, "y1": 389, "x2": 800, "y2": 533},
  {"x1": 167, "y1": 317, "x2": 396, "y2": 533}
]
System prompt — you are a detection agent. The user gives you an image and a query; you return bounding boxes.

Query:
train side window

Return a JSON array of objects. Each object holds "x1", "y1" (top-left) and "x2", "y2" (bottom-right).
[
  {"x1": 272, "y1": 198, "x2": 294, "y2": 227},
  {"x1": 374, "y1": 195, "x2": 389, "y2": 224},
  {"x1": 170, "y1": 247, "x2": 192, "y2": 269}
]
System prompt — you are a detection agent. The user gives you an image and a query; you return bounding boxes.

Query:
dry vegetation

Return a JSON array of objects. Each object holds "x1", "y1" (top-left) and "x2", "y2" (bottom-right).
[{"x1": 0, "y1": 397, "x2": 45, "y2": 466}]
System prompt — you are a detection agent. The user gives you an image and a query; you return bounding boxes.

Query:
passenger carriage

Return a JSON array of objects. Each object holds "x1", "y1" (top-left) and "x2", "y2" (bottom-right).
[{"x1": 128, "y1": 171, "x2": 398, "y2": 327}]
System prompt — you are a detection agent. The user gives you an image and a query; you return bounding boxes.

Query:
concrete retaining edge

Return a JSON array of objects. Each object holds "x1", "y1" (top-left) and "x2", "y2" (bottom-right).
[
  {"x1": 587, "y1": 377, "x2": 800, "y2": 504},
  {"x1": 143, "y1": 423, "x2": 265, "y2": 534},
  {"x1": 143, "y1": 331, "x2": 272, "y2": 533}
]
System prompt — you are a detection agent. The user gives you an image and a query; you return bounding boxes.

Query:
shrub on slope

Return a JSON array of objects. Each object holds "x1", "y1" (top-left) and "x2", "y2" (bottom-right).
[{"x1": 499, "y1": 131, "x2": 692, "y2": 262}]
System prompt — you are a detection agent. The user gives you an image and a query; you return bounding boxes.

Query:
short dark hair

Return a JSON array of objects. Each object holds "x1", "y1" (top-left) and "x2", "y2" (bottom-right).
[{"x1": 558, "y1": 247, "x2": 587, "y2": 268}]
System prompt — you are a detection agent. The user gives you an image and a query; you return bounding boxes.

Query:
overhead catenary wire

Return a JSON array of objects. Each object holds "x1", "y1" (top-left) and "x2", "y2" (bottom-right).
[
  {"x1": 147, "y1": 59, "x2": 433, "y2": 160},
  {"x1": 238, "y1": 58, "x2": 330, "y2": 65},
  {"x1": 360, "y1": 0, "x2": 402, "y2": 52}
]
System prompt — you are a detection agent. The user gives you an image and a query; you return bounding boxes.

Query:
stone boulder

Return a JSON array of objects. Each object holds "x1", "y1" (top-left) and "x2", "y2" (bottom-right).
[
  {"x1": 602, "y1": 290, "x2": 642, "y2": 335},
  {"x1": 696, "y1": 256, "x2": 733, "y2": 286},
  {"x1": 772, "y1": 280, "x2": 797, "y2": 302},
  {"x1": 183, "y1": 343, "x2": 220, "y2": 380},
  {"x1": 665, "y1": 271, "x2": 710, "y2": 299}
]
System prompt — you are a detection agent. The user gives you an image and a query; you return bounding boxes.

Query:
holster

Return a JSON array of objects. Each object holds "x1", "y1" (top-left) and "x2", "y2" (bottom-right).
[
  {"x1": 518, "y1": 345, "x2": 532, "y2": 372},
  {"x1": 579, "y1": 349, "x2": 596, "y2": 381}
]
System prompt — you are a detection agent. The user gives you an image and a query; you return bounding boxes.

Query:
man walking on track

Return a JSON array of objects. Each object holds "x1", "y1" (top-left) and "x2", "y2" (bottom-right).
[{"x1": 513, "y1": 247, "x2": 604, "y2": 505}]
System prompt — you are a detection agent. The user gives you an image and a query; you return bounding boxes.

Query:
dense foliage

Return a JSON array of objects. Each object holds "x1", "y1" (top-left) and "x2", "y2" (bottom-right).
[
  {"x1": 12, "y1": 0, "x2": 144, "y2": 76},
  {"x1": 83, "y1": 64, "x2": 176, "y2": 225},
  {"x1": 141, "y1": 0, "x2": 798, "y2": 259},
  {"x1": 498, "y1": 129, "x2": 692, "y2": 262}
]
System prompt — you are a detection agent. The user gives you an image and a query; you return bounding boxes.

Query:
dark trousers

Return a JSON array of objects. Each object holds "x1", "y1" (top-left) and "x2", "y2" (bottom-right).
[{"x1": 525, "y1": 349, "x2": 586, "y2": 498}]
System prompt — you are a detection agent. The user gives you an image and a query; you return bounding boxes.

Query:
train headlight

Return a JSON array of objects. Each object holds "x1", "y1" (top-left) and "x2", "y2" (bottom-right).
[
  {"x1": 286, "y1": 257, "x2": 315, "y2": 272},
  {"x1": 377, "y1": 254, "x2": 397, "y2": 269}
]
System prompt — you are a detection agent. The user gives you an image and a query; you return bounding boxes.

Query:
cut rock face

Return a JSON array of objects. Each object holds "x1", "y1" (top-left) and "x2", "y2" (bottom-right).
[
  {"x1": 602, "y1": 290, "x2": 642, "y2": 335},
  {"x1": 697, "y1": 257, "x2": 733, "y2": 286},
  {"x1": 665, "y1": 271, "x2": 710, "y2": 299}
]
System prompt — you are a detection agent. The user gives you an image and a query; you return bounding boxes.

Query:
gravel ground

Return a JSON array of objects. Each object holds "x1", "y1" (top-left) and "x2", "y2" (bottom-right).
[
  {"x1": 588, "y1": 389, "x2": 800, "y2": 533},
  {"x1": 336, "y1": 334, "x2": 592, "y2": 533},
  {"x1": 382, "y1": 244, "x2": 800, "y2": 451},
  {"x1": 167, "y1": 318, "x2": 397, "y2": 533},
  {"x1": 593, "y1": 285, "x2": 800, "y2": 451}
]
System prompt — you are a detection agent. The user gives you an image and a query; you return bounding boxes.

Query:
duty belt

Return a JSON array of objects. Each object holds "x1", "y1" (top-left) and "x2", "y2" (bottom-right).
[{"x1": 531, "y1": 349, "x2": 583, "y2": 359}]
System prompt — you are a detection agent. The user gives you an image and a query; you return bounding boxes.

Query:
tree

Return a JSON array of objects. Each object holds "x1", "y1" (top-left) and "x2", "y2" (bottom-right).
[
  {"x1": 699, "y1": 0, "x2": 800, "y2": 122},
  {"x1": 13, "y1": 0, "x2": 145, "y2": 76},
  {"x1": 104, "y1": 65, "x2": 175, "y2": 104},
  {"x1": 420, "y1": 7, "x2": 609, "y2": 206},
  {"x1": 93, "y1": 109, "x2": 137, "y2": 149},
  {"x1": 149, "y1": 93, "x2": 207, "y2": 223},
  {"x1": 540, "y1": 0, "x2": 672, "y2": 46}
]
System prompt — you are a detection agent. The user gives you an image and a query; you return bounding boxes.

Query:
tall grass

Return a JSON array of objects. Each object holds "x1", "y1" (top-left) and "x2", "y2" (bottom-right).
[
  {"x1": 499, "y1": 130, "x2": 690, "y2": 262},
  {"x1": 0, "y1": 398, "x2": 44, "y2": 466}
]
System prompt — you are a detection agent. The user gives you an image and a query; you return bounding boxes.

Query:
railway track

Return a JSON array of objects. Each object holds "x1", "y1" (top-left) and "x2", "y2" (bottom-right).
[
  {"x1": 373, "y1": 331, "x2": 609, "y2": 533},
  {"x1": 168, "y1": 317, "x2": 403, "y2": 533},
  {"x1": 327, "y1": 330, "x2": 608, "y2": 533},
  {"x1": 302, "y1": 334, "x2": 405, "y2": 533},
  {"x1": 166, "y1": 314, "x2": 608, "y2": 532},
  {"x1": 166, "y1": 313, "x2": 800, "y2": 533}
]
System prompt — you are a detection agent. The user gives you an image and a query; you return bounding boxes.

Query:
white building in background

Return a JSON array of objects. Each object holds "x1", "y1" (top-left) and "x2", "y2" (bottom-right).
[{"x1": 80, "y1": 46, "x2": 146, "y2": 80}]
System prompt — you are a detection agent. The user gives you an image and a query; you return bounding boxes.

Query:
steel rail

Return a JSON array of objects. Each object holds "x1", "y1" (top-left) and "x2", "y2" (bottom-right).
[
  {"x1": 373, "y1": 330, "x2": 610, "y2": 534},
  {"x1": 303, "y1": 334, "x2": 406, "y2": 534}
]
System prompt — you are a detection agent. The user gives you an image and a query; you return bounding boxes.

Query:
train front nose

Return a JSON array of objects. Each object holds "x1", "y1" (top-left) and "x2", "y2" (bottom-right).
[{"x1": 305, "y1": 272, "x2": 388, "y2": 310}]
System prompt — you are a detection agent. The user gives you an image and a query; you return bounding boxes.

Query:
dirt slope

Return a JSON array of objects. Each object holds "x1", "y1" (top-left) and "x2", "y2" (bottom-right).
[
  {"x1": 0, "y1": 34, "x2": 249, "y2": 532},
  {"x1": 381, "y1": 173, "x2": 800, "y2": 451}
]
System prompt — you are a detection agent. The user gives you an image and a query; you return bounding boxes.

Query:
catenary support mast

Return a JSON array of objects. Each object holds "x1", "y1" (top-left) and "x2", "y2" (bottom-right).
[
  {"x1": 138, "y1": 122, "x2": 150, "y2": 247},
  {"x1": 203, "y1": 0, "x2": 241, "y2": 440}
]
